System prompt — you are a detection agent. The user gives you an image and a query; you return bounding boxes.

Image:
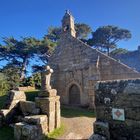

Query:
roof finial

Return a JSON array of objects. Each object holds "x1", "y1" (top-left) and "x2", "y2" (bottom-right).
[{"x1": 66, "y1": 9, "x2": 71, "y2": 15}]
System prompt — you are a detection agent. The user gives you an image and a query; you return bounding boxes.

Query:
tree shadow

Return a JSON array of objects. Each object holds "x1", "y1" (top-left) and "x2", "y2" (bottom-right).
[
  {"x1": 61, "y1": 105, "x2": 95, "y2": 118},
  {"x1": 0, "y1": 94, "x2": 7, "y2": 109},
  {"x1": 25, "y1": 90, "x2": 40, "y2": 101},
  {"x1": 0, "y1": 126, "x2": 14, "y2": 140}
]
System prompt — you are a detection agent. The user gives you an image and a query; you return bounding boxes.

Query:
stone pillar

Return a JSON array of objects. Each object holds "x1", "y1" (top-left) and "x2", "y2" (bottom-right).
[
  {"x1": 35, "y1": 95, "x2": 61, "y2": 132},
  {"x1": 88, "y1": 80, "x2": 97, "y2": 109},
  {"x1": 35, "y1": 66, "x2": 61, "y2": 132},
  {"x1": 55, "y1": 96, "x2": 61, "y2": 128},
  {"x1": 35, "y1": 96, "x2": 56, "y2": 132}
]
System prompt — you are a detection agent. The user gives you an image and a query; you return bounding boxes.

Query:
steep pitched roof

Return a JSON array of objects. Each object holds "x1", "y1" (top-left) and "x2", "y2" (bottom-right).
[{"x1": 74, "y1": 36, "x2": 140, "y2": 74}]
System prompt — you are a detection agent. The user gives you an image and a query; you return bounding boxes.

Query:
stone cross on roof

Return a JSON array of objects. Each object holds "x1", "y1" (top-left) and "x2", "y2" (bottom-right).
[{"x1": 66, "y1": 9, "x2": 70, "y2": 15}]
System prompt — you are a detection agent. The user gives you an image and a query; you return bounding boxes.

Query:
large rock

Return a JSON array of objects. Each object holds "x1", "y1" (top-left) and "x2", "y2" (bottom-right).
[
  {"x1": 94, "y1": 121, "x2": 110, "y2": 140},
  {"x1": 0, "y1": 109, "x2": 10, "y2": 117},
  {"x1": 23, "y1": 115, "x2": 48, "y2": 134},
  {"x1": 20, "y1": 101, "x2": 40, "y2": 116},
  {"x1": 14, "y1": 115, "x2": 48, "y2": 140},
  {"x1": 23, "y1": 115, "x2": 47, "y2": 124},
  {"x1": 0, "y1": 109, "x2": 17, "y2": 124},
  {"x1": 0, "y1": 90, "x2": 26, "y2": 125},
  {"x1": 4, "y1": 90, "x2": 26, "y2": 109},
  {"x1": 14, "y1": 122, "x2": 40, "y2": 140},
  {"x1": 89, "y1": 134, "x2": 106, "y2": 140}
]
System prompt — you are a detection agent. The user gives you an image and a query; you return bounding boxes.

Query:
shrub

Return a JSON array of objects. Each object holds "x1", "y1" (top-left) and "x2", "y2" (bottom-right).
[{"x1": 0, "y1": 73, "x2": 9, "y2": 95}]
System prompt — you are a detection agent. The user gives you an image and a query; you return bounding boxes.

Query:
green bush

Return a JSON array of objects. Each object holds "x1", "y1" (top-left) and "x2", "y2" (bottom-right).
[
  {"x1": 0, "y1": 65, "x2": 20, "y2": 90},
  {"x1": 33, "y1": 73, "x2": 41, "y2": 89},
  {"x1": 20, "y1": 73, "x2": 41, "y2": 89},
  {"x1": 0, "y1": 73, "x2": 9, "y2": 96}
]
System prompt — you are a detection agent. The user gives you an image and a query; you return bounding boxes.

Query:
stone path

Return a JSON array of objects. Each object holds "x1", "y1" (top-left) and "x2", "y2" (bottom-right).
[{"x1": 57, "y1": 116, "x2": 96, "y2": 139}]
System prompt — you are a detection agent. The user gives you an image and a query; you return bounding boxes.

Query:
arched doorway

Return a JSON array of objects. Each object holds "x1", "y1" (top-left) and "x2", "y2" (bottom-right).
[{"x1": 69, "y1": 84, "x2": 81, "y2": 105}]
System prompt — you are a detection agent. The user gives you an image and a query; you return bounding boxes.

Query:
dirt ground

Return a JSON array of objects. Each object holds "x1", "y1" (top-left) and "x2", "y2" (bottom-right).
[{"x1": 57, "y1": 116, "x2": 96, "y2": 139}]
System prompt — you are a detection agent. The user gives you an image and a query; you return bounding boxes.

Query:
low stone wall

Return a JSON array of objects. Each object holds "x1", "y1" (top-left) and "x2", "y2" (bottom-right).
[
  {"x1": 91, "y1": 79, "x2": 140, "y2": 140},
  {"x1": 0, "y1": 89, "x2": 61, "y2": 140}
]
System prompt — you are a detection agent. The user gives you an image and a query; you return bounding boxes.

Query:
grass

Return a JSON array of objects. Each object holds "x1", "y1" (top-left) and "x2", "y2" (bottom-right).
[
  {"x1": 25, "y1": 90, "x2": 40, "y2": 101},
  {"x1": 61, "y1": 106, "x2": 95, "y2": 118},
  {"x1": 0, "y1": 126, "x2": 14, "y2": 140},
  {"x1": 46, "y1": 124, "x2": 65, "y2": 140},
  {"x1": 0, "y1": 94, "x2": 7, "y2": 109}
]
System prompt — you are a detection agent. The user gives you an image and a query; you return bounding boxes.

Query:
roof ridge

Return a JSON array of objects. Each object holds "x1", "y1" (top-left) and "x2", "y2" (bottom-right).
[{"x1": 73, "y1": 36, "x2": 139, "y2": 73}]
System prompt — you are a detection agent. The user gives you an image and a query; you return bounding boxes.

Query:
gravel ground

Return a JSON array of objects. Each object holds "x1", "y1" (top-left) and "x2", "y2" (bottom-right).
[{"x1": 57, "y1": 116, "x2": 96, "y2": 139}]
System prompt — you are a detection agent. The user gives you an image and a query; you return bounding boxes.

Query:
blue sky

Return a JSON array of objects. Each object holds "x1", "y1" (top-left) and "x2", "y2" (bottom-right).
[{"x1": 0, "y1": 0, "x2": 140, "y2": 51}]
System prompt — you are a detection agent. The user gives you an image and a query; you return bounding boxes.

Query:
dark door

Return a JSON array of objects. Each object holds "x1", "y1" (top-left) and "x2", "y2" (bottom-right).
[{"x1": 69, "y1": 84, "x2": 80, "y2": 105}]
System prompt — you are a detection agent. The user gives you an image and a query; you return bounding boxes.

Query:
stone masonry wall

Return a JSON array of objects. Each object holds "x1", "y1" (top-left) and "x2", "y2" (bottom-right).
[
  {"x1": 49, "y1": 35, "x2": 101, "y2": 107},
  {"x1": 49, "y1": 34, "x2": 140, "y2": 107},
  {"x1": 92, "y1": 79, "x2": 140, "y2": 140},
  {"x1": 99, "y1": 52, "x2": 140, "y2": 81}
]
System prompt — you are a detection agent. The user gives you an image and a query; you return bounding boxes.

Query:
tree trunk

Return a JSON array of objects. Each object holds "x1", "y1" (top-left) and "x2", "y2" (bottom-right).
[{"x1": 20, "y1": 58, "x2": 28, "y2": 80}]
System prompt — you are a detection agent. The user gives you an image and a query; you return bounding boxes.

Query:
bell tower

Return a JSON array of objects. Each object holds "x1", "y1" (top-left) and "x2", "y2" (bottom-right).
[{"x1": 61, "y1": 10, "x2": 76, "y2": 37}]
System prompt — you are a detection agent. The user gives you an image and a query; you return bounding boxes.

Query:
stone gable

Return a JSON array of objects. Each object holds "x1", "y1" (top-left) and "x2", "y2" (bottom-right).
[
  {"x1": 49, "y1": 34, "x2": 140, "y2": 108},
  {"x1": 48, "y1": 11, "x2": 140, "y2": 108}
]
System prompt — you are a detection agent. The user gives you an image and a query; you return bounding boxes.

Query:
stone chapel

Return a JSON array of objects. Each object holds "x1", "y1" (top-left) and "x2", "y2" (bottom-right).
[{"x1": 49, "y1": 11, "x2": 140, "y2": 108}]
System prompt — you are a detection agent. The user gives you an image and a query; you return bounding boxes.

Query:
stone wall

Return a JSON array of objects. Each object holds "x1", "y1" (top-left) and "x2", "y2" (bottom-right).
[
  {"x1": 49, "y1": 35, "x2": 101, "y2": 107},
  {"x1": 99, "y1": 52, "x2": 140, "y2": 81},
  {"x1": 91, "y1": 79, "x2": 140, "y2": 140},
  {"x1": 49, "y1": 34, "x2": 140, "y2": 108},
  {"x1": 0, "y1": 90, "x2": 60, "y2": 140},
  {"x1": 0, "y1": 90, "x2": 60, "y2": 139}
]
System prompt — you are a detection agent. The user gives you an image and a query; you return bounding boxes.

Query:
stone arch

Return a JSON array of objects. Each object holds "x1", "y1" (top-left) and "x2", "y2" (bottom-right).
[{"x1": 67, "y1": 82, "x2": 82, "y2": 105}]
